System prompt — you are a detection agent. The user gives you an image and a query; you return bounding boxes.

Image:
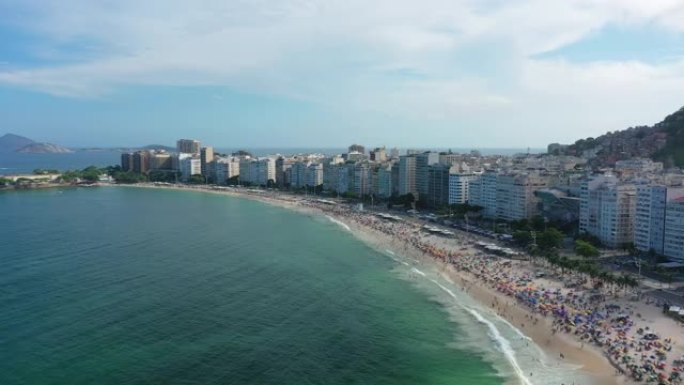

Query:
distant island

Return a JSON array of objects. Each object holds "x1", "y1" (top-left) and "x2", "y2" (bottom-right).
[
  {"x1": 16, "y1": 142, "x2": 73, "y2": 153},
  {"x1": 0, "y1": 133, "x2": 73, "y2": 153}
]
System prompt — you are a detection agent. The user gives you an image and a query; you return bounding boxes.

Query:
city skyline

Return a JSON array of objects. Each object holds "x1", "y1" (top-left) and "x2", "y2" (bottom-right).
[{"x1": 2, "y1": 1, "x2": 684, "y2": 148}]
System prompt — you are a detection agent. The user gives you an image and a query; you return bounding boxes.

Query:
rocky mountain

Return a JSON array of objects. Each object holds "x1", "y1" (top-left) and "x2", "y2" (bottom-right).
[
  {"x1": 0, "y1": 133, "x2": 35, "y2": 152},
  {"x1": 16, "y1": 142, "x2": 74, "y2": 153},
  {"x1": 553, "y1": 107, "x2": 684, "y2": 168}
]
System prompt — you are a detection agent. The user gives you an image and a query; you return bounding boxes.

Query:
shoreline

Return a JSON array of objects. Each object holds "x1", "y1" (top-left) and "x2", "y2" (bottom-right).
[{"x1": 118, "y1": 183, "x2": 637, "y2": 385}]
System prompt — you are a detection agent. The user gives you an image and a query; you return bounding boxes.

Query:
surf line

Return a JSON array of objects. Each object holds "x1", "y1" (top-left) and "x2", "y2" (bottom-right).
[
  {"x1": 426, "y1": 277, "x2": 535, "y2": 385},
  {"x1": 326, "y1": 215, "x2": 351, "y2": 232},
  {"x1": 384, "y1": 249, "x2": 409, "y2": 266}
]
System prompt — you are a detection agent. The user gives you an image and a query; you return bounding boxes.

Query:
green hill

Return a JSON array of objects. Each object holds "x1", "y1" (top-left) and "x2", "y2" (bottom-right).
[
  {"x1": 653, "y1": 107, "x2": 684, "y2": 167},
  {"x1": 557, "y1": 106, "x2": 684, "y2": 168}
]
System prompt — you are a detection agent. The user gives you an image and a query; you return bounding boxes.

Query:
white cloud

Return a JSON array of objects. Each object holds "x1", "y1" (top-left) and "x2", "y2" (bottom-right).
[{"x1": 1, "y1": 0, "x2": 684, "y2": 145}]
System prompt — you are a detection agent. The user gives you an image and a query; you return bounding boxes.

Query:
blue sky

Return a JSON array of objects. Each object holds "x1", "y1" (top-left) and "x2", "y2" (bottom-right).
[{"x1": 1, "y1": 0, "x2": 684, "y2": 148}]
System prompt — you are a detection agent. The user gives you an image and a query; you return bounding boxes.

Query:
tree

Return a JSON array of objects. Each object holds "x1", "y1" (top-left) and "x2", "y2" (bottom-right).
[
  {"x1": 575, "y1": 240, "x2": 600, "y2": 258},
  {"x1": 0, "y1": 177, "x2": 13, "y2": 186},
  {"x1": 531, "y1": 215, "x2": 546, "y2": 231},
  {"x1": 512, "y1": 230, "x2": 532, "y2": 248},
  {"x1": 188, "y1": 174, "x2": 205, "y2": 184},
  {"x1": 112, "y1": 171, "x2": 146, "y2": 184},
  {"x1": 80, "y1": 166, "x2": 101, "y2": 182},
  {"x1": 537, "y1": 228, "x2": 563, "y2": 251}
]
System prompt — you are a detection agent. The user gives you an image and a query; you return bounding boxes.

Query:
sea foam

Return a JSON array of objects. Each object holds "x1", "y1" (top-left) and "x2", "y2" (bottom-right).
[
  {"x1": 326, "y1": 215, "x2": 351, "y2": 232},
  {"x1": 428, "y1": 278, "x2": 535, "y2": 385}
]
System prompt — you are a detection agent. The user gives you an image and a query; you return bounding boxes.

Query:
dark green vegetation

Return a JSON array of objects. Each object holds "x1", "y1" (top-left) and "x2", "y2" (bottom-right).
[
  {"x1": 574, "y1": 240, "x2": 600, "y2": 258},
  {"x1": 557, "y1": 106, "x2": 684, "y2": 168},
  {"x1": 653, "y1": 107, "x2": 684, "y2": 167}
]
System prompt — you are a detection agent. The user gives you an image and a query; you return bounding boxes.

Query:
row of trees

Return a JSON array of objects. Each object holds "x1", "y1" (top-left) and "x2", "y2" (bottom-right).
[
  {"x1": 512, "y1": 227, "x2": 564, "y2": 251},
  {"x1": 542, "y1": 253, "x2": 638, "y2": 289}
]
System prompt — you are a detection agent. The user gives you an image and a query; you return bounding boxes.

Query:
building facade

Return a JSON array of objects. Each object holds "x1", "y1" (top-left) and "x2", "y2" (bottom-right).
[
  {"x1": 448, "y1": 172, "x2": 476, "y2": 205},
  {"x1": 398, "y1": 155, "x2": 418, "y2": 197},
  {"x1": 176, "y1": 139, "x2": 200, "y2": 155},
  {"x1": 579, "y1": 174, "x2": 636, "y2": 248}
]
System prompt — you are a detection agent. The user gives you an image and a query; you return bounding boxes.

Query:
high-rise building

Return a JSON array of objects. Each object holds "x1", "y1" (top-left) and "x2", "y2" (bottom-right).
[
  {"x1": 377, "y1": 164, "x2": 393, "y2": 198},
  {"x1": 415, "y1": 152, "x2": 440, "y2": 201},
  {"x1": 200, "y1": 147, "x2": 214, "y2": 176},
  {"x1": 449, "y1": 172, "x2": 476, "y2": 205},
  {"x1": 426, "y1": 164, "x2": 451, "y2": 208},
  {"x1": 176, "y1": 139, "x2": 200, "y2": 155},
  {"x1": 132, "y1": 151, "x2": 151, "y2": 174},
  {"x1": 635, "y1": 184, "x2": 684, "y2": 255},
  {"x1": 275, "y1": 157, "x2": 293, "y2": 187},
  {"x1": 352, "y1": 163, "x2": 371, "y2": 197},
  {"x1": 335, "y1": 164, "x2": 352, "y2": 194},
  {"x1": 348, "y1": 144, "x2": 365, "y2": 154},
  {"x1": 255, "y1": 158, "x2": 276, "y2": 186},
  {"x1": 214, "y1": 157, "x2": 240, "y2": 185},
  {"x1": 496, "y1": 173, "x2": 549, "y2": 221},
  {"x1": 579, "y1": 174, "x2": 636, "y2": 248},
  {"x1": 306, "y1": 163, "x2": 323, "y2": 187},
  {"x1": 369, "y1": 147, "x2": 387, "y2": 162},
  {"x1": 664, "y1": 199, "x2": 684, "y2": 262},
  {"x1": 398, "y1": 155, "x2": 418, "y2": 197},
  {"x1": 290, "y1": 162, "x2": 308, "y2": 188},
  {"x1": 469, "y1": 170, "x2": 498, "y2": 218},
  {"x1": 150, "y1": 152, "x2": 173, "y2": 170},
  {"x1": 121, "y1": 152, "x2": 134, "y2": 172},
  {"x1": 179, "y1": 155, "x2": 201, "y2": 182}
]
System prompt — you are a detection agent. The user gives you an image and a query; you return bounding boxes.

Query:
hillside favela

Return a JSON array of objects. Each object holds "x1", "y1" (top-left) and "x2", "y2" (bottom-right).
[{"x1": 3, "y1": 2, "x2": 684, "y2": 385}]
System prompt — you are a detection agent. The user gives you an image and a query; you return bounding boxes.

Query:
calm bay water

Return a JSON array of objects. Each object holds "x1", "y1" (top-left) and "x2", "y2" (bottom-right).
[{"x1": 1, "y1": 187, "x2": 507, "y2": 385}]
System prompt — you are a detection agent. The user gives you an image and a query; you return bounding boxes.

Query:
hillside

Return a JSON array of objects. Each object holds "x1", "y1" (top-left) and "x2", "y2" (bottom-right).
[
  {"x1": 555, "y1": 107, "x2": 684, "y2": 168},
  {"x1": 16, "y1": 142, "x2": 73, "y2": 154},
  {"x1": 0, "y1": 133, "x2": 35, "y2": 152}
]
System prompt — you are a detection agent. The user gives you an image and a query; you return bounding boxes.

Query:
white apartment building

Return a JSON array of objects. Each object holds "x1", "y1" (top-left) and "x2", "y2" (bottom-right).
[
  {"x1": 664, "y1": 199, "x2": 684, "y2": 262},
  {"x1": 496, "y1": 173, "x2": 548, "y2": 221},
  {"x1": 306, "y1": 163, "x2": 323, "y2": 187},
  {"x1": 635, "y1": 184, "x2": 684, "y2": 258},
  {"x1": 179, "y1": 155, "x2": 201, "y2": 182},
  {"x1": 579, "y1": 174, "x2": 636, "y2": 248},
  {"x1": 448, "y1": 172, "x2": 477, "y2": 205},
  {"x1": 214, "y1": 157, "x2": 240, "y2": 185},
  {"x1": 239, "y1": 158, "x2": 275, "y2": 186},
  {"x1": 469, "y1": 170, "x2": 498, "y2": 218},
  {"x1": 255, "y1": 158, "x2": 275, "y2": 186}
]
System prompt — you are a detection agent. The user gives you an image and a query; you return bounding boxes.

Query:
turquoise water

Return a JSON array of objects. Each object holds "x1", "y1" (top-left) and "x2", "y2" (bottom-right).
[{"x1": 1, "y1": 187, "x2": 507, "y2": 385}]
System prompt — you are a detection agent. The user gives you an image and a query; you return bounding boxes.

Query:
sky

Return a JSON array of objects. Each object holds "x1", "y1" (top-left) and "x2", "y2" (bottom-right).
[{"x1": 1, "y1": 0, "x2": 684, "y2": 148}]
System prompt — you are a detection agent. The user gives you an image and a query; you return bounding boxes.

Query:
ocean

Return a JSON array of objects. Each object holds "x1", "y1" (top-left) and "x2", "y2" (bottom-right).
[{"x1": 0, "y1": 187, "x2": 586, "y2": 385}]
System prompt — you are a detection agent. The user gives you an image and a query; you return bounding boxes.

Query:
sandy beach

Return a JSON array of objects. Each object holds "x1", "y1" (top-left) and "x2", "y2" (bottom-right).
[{"x1": 119, "y1": 183, "x2": 684, "y2": 385}]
